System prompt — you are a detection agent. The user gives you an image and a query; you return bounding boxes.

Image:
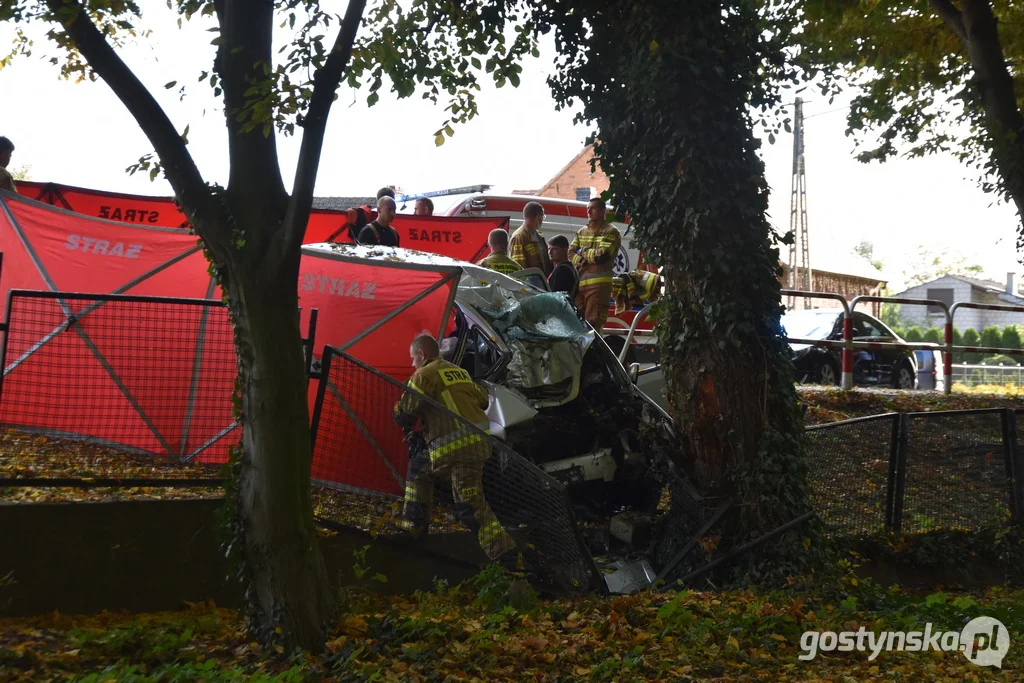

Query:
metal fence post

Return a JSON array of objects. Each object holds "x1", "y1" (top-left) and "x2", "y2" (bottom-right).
[
  {"x1": 943, "y1": 321, "x2": 953, "y2": 395},
  {"x1": 1004, "y1": 409, "x2": 1022, "y2": 525},
  {"x1": 842, "y1": 311, "x2": 854, "y2": 390},
  {"x1": 0, "y1": 289, "x2": 15, "y2": 404},
  {"x1": 885, "y1": 414, "x2": 908, "y2": 534},
  {"x1": 308, "y1": 346, "x2": 333, "y2": 459},
  {"x1": 304, "y1": 307, "x2": 319, "y2": 380}
]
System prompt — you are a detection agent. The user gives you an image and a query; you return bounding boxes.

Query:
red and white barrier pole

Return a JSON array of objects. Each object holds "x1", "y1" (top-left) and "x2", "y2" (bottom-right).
[{"x1": 841, "y1": 313, "x2": 854, "y2": 390}]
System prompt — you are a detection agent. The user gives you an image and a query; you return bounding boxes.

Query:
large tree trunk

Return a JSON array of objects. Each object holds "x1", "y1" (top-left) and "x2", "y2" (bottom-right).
[
  {"x1": 931, "y1": 0, "x2": 1024, "y2": 220},
  {"x1": 545, "y1": 0, "x2": 816, "y2": 581},
  {"x1": 227, "y1": 251, "x2": 334, "y2": 651}
]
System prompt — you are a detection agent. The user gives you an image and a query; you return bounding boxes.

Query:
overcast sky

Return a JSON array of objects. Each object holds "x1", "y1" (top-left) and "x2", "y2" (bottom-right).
[{"x1": 1, "y1": 4, "x2": 1019, "y2": 291}]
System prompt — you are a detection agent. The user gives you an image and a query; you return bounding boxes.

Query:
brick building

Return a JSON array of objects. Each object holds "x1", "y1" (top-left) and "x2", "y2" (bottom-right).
[{"x1": 535, "y1": 144, "x2": 609, "y2": 201}]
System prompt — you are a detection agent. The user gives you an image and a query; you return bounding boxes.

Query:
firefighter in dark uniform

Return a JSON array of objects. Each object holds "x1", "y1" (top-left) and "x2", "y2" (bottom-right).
[{"x1": 393, "y1": 333, "x2": 518, "y2": 563}]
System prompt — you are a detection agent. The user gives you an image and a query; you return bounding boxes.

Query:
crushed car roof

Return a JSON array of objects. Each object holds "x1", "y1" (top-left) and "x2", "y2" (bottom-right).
[{"x1": 302, "y1": 242, "x2": 544, "y2": 294}]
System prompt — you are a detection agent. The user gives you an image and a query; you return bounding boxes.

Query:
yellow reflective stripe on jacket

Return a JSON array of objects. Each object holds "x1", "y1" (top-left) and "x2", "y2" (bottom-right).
[
  {"x1": 429, "y1": 433, "x2": 485, "y2": 462},
  {"x1": 640, "y1": 271, "x2": 658, "y2": 299},
  {"x1": 480, "y1": 519, "x2": 507, "y2": 545},
  {"x1": 428, "y1": 421, "x2": 490, "y2": 462},
  {"x1": 440, "y1": 388, "x2": 459, "y2": 413},
  {"x1": 579, "y1": 273, "x2": 614, "y2": 286}
]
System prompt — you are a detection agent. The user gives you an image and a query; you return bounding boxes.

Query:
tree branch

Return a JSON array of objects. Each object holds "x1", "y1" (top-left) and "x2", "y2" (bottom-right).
[
  {"x1": 46, "y1": 0, "x2": 219, "y2": 245},
  {"x1": 282, "y1": 0, "x2": 368, "y2": 255},
  {"x1": 214, "y1": 0, "x2": 288, "y2": 228},
  {"x1": 929, "y1": 0, "x2": 968, "y2": 44}
]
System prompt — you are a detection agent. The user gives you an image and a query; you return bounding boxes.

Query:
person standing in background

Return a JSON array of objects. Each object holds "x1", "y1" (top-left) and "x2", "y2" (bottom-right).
[
  {"x1": 570, "y1": 197, "x2": 621, "y2": 332},
  {"x1": 509, "y1": 202, "x2": 552, "y2": 275},
  {"x1": 0, "y1": 137, "x2": 17, "y2": 192},
  {"x1": 546, "y1": 235, "x2": 579, "y2": 300}
]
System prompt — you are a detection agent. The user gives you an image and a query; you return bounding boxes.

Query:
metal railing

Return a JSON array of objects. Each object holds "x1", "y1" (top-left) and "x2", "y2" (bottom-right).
[{"x1": 953, "y1": 363, "x2": 1024, "y2": 388}]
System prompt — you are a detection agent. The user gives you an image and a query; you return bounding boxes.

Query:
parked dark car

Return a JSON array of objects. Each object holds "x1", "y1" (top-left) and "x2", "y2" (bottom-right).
[{"x1": 782, "y1": 309, "x2": 917, "y2": 389}]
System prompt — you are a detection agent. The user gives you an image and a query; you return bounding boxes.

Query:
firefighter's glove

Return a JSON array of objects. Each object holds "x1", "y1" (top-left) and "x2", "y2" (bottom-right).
[
  {"x1": 404, "y1": 429, "x2": 428, "y2": 451},
  {"x1": 394, "y1": 410, "x2": 418, "y2": 431}
]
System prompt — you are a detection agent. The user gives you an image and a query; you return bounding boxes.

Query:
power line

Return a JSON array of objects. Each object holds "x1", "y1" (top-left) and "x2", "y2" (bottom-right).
[{"x1": 805, "y1": 104, "x2": 852, "y2": 120}]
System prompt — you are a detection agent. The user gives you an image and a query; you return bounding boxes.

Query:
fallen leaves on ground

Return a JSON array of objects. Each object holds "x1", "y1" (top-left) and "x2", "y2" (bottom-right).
[
  {"x1": 1, "y1": 580, "x2": 1022, "y2": 681},
  {"x1": 0, "y1": 429, "x2": 223, "y2": 503},
  {"x1": 799, "y1": 386, "x2": 1024, "y2": 425}
]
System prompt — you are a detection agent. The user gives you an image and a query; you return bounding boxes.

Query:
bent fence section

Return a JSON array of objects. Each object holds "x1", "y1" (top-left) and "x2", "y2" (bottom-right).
[{"x1": 309, "y1": 345, "x2": 603, "y2": 594}]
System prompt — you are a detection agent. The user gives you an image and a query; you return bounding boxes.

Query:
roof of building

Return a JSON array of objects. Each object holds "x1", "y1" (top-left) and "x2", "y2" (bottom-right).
[
  {"x1": 783, "y1": 249, "x2": 888, "y2": 283},
  {"x1": 899, "y1": 274, "x2": 1024, "y2": 305},
  {"x1": 312, "y1": 196, "x2": 376, "y2": 211},
  {"x1": 537, "y1": 144, "x2": 599, "y2": 196}
]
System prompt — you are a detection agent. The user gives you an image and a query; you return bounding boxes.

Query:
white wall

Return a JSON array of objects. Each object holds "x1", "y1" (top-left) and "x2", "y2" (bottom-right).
[
  {"x1": 896, "y1": 276, "x2": 973, "y2": 330},
  {"x1": 895, "y1": 276, "x2": 1024, "y2": 332}
]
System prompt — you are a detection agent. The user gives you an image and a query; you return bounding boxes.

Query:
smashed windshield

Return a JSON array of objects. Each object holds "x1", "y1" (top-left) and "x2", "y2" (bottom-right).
[
  {"x1": 456, "y1": 267, "x2": 590, "y2": 343},
  {"x1": 455, "y1": 265, "x2": 541, "y2": 310},
  {"x1": 781, "y1": 311, "x2": 840, "y2": 340}
]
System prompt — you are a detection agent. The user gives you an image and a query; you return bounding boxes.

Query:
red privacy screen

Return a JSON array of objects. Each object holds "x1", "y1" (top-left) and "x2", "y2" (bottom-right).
[
  {"x1": 0, "y1": 193, "x2": 460, "y2": 482},
  {"x1": 13, "y1": 180, "x2": 504, "y2": 263}
]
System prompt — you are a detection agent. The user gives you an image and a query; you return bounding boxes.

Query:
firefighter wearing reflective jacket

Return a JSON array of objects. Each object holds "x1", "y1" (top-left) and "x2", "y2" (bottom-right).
[
  {"x1": 393, "y1": 334, "x2": 517, "y2": 562},
  {"x1": 611, "y1": 269, "x2": 663, "y2": 315},
  {"x1": 569, "y1": 197, "x2": 621, "y2": 332}
]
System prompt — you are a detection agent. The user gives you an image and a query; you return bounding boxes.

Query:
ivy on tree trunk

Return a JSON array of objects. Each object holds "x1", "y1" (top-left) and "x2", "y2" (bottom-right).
[{"x1": 541, "y1": 0, "x2": 819, "y2": 579}]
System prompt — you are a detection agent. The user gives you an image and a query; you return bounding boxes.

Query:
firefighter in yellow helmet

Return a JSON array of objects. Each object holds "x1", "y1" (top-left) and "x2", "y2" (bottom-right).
[
  {"x1": 393, "y1": 333, "x2": 518, "y2": 564},
  {"x1": 611, "y1": 269, "x2": 663, "y2": 315},
  {"x1": 569, "y1": 197, "x2": 621, "y2": 332}
]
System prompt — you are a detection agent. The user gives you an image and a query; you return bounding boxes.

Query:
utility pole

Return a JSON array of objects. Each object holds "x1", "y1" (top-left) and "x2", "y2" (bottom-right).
[{"x1": 786, "y1": 97, "x2": 812, "y2": 310}]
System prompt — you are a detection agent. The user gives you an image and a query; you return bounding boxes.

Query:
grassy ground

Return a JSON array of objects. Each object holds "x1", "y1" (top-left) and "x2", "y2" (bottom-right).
[
  {"x1": 4, "y1": 563, "x2": 1021, "y2": 681},
  {"x1": 2, "y1": 570, "x2": 1022, "y2": 682}
]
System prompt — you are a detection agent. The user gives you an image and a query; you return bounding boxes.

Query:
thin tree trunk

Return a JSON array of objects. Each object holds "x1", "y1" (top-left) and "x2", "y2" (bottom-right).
[
  {"x1": 932, "y1": 0, "x2": 1024, "y2": 219},
  {"x1": 228, "y1": 256, "x2": 334, "y2": 651}
]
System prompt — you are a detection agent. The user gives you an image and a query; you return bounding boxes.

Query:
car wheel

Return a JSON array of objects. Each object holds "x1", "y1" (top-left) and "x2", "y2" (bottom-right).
[
  {"x1": 816, "y1": 359, "x2": 839, "y2": 386},
  {"x1": 894, "y1": 363, "x2": 915, "y2": 390}
]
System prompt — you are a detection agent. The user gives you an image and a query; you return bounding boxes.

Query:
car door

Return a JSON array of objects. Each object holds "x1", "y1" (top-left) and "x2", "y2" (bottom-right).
[
  {"x1": 851, "y1": 313, "x2": 887, "y2": 384},
  {"x1": 856, "y1": 313, "x2": 906, "y2": 384}
]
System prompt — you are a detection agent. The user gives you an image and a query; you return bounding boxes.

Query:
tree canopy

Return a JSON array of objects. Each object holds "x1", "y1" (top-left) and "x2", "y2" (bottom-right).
[{"x1": 797, "y1": 0, "x2": 1024, "y2": 229}]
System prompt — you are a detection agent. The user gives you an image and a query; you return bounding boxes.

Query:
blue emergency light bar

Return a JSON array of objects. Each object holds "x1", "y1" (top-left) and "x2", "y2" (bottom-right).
[{"x1": 396, "y1": 184, "x2": 492, "y2": 202}]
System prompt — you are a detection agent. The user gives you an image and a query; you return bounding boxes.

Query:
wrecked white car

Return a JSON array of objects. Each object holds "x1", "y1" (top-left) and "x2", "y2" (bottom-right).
[
  {"x1": 446, "y1": 261, "x2": 679, "y2": 519},
  {"x1": 307, "y1": 244, "x2": 680, "y2": 522}
]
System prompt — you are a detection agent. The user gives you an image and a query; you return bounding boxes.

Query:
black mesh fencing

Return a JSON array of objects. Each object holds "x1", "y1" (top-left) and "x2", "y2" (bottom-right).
[
  {"x1": 0, "y1": 290, "x2": 246, "y2": 497},
  {"x1": 805, "y1": 414, "x2": 896, "y2": 537},
  {"x1": 902, "y1": 409, "x2": 1014, "y2": 534},
  {"x1": 805, "y1": 408, "x2": 1024, "y2": 538},
  {"x1": 310, "y1": 346, "x2": 602, "y2": 594}
]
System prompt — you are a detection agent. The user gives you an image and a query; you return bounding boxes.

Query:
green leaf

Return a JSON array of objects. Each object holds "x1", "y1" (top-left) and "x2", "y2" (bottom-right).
[
  {"x1": 434, "y1": 132, "x2": 445, "y2": 147},
  {"x1": 164, "y1": 80, "x2": 177, "y2": 89}
]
